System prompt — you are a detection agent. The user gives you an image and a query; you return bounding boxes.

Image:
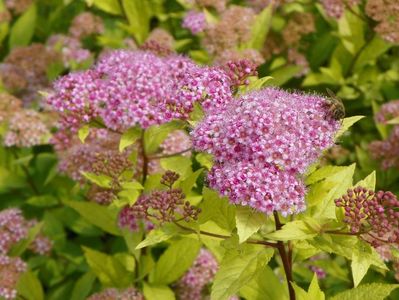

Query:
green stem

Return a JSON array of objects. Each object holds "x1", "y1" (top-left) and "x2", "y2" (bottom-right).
[
  {"x1": 140, "y1": 131, "x2": 148, "y2": 185},
  {"x1": 174, "y1": 221, "x2": 278, "y2": 248},
  {"x1": 10, "y1": 148, "x2": 39, "y2": 195}
]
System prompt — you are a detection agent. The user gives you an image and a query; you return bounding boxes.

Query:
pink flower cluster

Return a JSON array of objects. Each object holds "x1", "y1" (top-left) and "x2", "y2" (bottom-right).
[
  {"x1": 0, "y1": 255, "x2": 27, "y2": 300},
  {"x1": 192, "y1": 88, "x2": 339, "y2": 215},
  {"x1": 176, "y1": 249, "x2": 218, "y2": 300},
  {"x1": 369, "y1": 100, "x2": 399, "y2": 170},
  {"x1": 48, "y1": 50, "x2": 233, "y2": 133},
  {"x1": 87, "y1": 287, "x2": 144, "y2": 300},
  {"x1": 321, "y1": 0, "x2": 360, "y2": 19},
  {"x1": 182, "y1": 11, "x2": 207, "y2": 34}
]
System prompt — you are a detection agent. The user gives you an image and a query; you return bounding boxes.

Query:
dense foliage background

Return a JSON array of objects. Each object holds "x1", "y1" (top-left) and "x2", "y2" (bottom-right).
[{"x1": 1, "y1": 0, "x2": 399, "y2": 299}]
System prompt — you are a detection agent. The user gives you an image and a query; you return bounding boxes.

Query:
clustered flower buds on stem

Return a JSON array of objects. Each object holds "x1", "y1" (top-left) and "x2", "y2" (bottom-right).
[
  {"x1": 118, "y1": 171, "x2": 201, "y2": 231},
  {"x1": 335, "y1": 187, "x2": 399, "y2": 248},
  {"x1": 87, "y1": 287, "x2": 144, "y2": 300}
]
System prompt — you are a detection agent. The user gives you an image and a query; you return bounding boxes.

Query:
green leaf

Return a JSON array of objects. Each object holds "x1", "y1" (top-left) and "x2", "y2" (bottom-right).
[
  {"x1": 312, "y1": 164, "x2": 356, "y2": 221},
  {"x1": 136, "y1": 226, "x2": 177, "y2": 249},
  {"x1": 9, "y1": 4, "x2": 36, "y2": 48},
  {"x1": 211, "y1": 246, "x2": 273, "y2": 300},
  {"x1": 180, "y1": 168, "x2": 203, "y2": 196},
  {"x1": 292, "y1": 274, "x2": 325, "y2": 300},
  {"x1": 65, "y1": 201, "x2": 121, "y2": 236},
  {"x1": 336, "y1": 116, "x2": 364, "y2": 138},
  {"x1": 198, "y1": 187, "x2": 236, "y2": 232},
  {"x1": 87, "y1": 0, "x2": 122, "y2": 15},
  {"x1": 308, "y1": 273, "x2": 325, "y2": 300},
  {"x1": 160, "y1": 156, "x2": 192, "y2": 178},
  {"x1": 354, "y1": 36, "x2": 392, "y2": 71},
  {"x1": 82, "y1": 247, "x2": 133, "y2": 288},
  {"x1": 17, "y1": 271, "x2": 44, "y2": 300},
  {"x1": 240, "y1": 265, "x2": 288, "y2": 300},
  {"x1": 144, "y1": 121, "x2": 184, "y2": 154},
  {"x1": 26, "y1": 195, "x2": 58, "y2": 207},
  {"x1": 78, "y1": 125, "x2": 90, "y2": 143},
  {"x1": 267, "y1": 65, "x2": 302, "y2": 86},
  {"x1": 70, "y1": 272, "x2": 96, "y2": 300},
  {"x1": 143, "y1": 283, "x2": 176, "y2": 300},
  {"x1": 266, "y1": 220, "x2": 317, "y2": 241},
  {"x1": 119, "y1": 127, "x2": 141, "y2": 152},
  {"x1": 330, "y1": 283, "x2": 399, "y2": 300},
  {"x1": 195, "y1": 153, "x2": 213, "y2": 170},
  {"x1": 245, "y1": 5, "x2": 273, "y2": 50},
  {"x1": 235, "y1": 206, "x2": 267, "y2": 243},
  {"x1": 81, "y1": 171, "x2": 112, "y2": 188},
  {"x1": 351, "y1": 240, "x2": 387, "y2": 287},
  {"x1": 150, "y1": 238, "x2": 201, "y2": 284},
  {"x1": 122, "y1": 0, "x2": 151, "y2": 44},
  {"x1": 338, "y1": 9, "x2": 365, "y2": 55},
  {"x1": 354, "y1": 171, "x2": 376, "y2": 190},
  {"x1": 239, "y1": 76, "x2": 273, "y2": 93}
]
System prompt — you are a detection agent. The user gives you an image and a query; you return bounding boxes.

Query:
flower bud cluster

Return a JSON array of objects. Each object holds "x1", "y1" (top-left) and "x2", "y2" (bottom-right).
[
  {"x1": 0, "y1": 208, "x2": 52, "y2": 256},
  {"x1": 335, "y1": 187, "x2": 399, "y2": 247},
  {"x1": 46, "y1": 34, "x2": 91, "y2": 68},
  {"x1": 118, "y1": 172, "x2": 201, "y2": 231},
  {"x1": 221, "y1": 59, "x2": 258, "y2": 87},
  {"x1": 192, "y1": 88, "x2": 340, "y2": 215},
  {"x1": 282, "y1": 12, "x2": 315, "y2": 46},
  {"x1": 5, "y1": 0, "x2": 32, "y2": 15},
  {"x1": 215, "y1": 49, "x2": 264, "y2": 67},
  {"x1": 69, "y1": 12, "x2": 104, "y2": 40},
  {"x1": 321, "y1": 0, "x2": 360, "y2": 19},
  {"x1": 0, "y1": 93, "x2": 22, "y2": 123},
  {"x1": 0, "y1": 255, "x2": 27, "y2": 300},
  {"x1": 87, "y1": 287, "x2": 144, "y2": 300},
  {"x1": 175, "y1": 249, "x2": 218, "y2": 300},
  {"x1": 195, "y1": 0, "x2": 227, "y2": 13},
  {"x1": 182, "y1": 11, "x2": 207, "y2": 34},
  {"x1": 366, "y1": 0, "x2": 399, "y2": 43},
  {"x1": 203, "y1": 6, "x2": 256, "y2": 55},
  {"x1": 3, "y1": 110, "x2": 49, "y2": 147},
  {"x1": 370, "y1": 101, "x2": 399, "y2": 170},
  {"x1": 0, "y1": 44, "x2": 60, "y2": 103}
]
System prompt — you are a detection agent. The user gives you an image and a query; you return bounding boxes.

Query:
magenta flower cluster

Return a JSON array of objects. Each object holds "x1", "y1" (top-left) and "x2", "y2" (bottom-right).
[
  {"x1": 176, "y1": 249, "x2": 218, "y2": 300},
  {"x1": 48, "y1": 50, "x2": 233, "y2": 134},
  {"x1": 182, "y1": 10, "x2": 207, "y2": 34},
  {"x1": 192, "y1": 88, "x2": 340, "y2": 215}
]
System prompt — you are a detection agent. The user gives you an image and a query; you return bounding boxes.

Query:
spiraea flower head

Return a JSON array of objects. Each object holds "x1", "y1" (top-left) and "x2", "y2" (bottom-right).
[
  {"x1": 192, "y1": 88, "x2": 340, "y2": 173},
  {"x1": 375, "y1": 100, "x2": 399, "y2": 123},
  {"x1": 0, "y1": 93, "x2": 22, "y2": 123},
  {"x1": 3, "y1": 110, "x2": 49, "y2": 147},
  {"x1": 369, "y1": 126, "x2": 399, "y2": 170},
  {"x1": 282, "y1": 12, "x2": 315, "y2": 46},
  {"x1": 366, "y1": 0, "x2": 399, "y2": 43},
  {"x1": 192, "y1": 87, "x2": 340, "y2": 215},
  {"x1": 5, "y1": 0, "x2": 32, "y2": 15},
  {"x1": 176, "y1": 249, "x2": 218, "y2": 300},
  {"x1": 87, "y1": 287, "x2": 144, "y2": 300},
  {"x1": 335, "y1": 187, "x2": 399, "y2": 247},
  {"x1": 0, "y1": 255, "x2": 27, "y2": 300},
  {"x1": 182, "y1": 10, "x2": 207, "y2": 34},
  {"x1": 46, "y1": 34, "x2": 91, "y2": 68},
  {"x1": 48, "y1": 50, "x2": 234, "y2": 132},
  {"x1": 203, "y1": 6, "x2": 256, "y2": 55},
  {"x1": 321, "y1": 0, "x2": 360, "y2": 19},
  {"x1": 208, "y1": 161, "x2": 306, "y2": 216},
  {"x1": 69, "y1": 12, "x2": 104, "y2": 39},
  {"x1": 0, "y1": 209, "x2": 29, "y2": 254}
]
